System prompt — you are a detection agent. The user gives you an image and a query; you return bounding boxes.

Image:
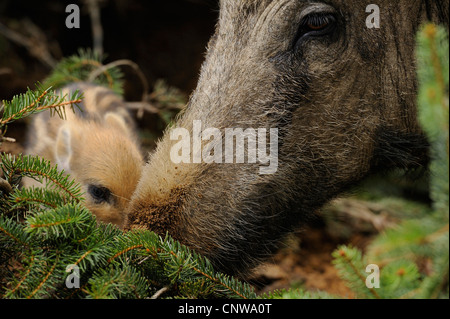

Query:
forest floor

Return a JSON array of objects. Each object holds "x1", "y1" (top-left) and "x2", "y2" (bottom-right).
[{"x1": 248, "y1": 218, "x2": 374, "y2": 298}]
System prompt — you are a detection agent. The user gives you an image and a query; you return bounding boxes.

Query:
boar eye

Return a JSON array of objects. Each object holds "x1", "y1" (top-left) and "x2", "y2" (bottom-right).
[
  {"x1": 294, "y1": 13, "x2": 337, "y2": 49},
  {"x1": 303, "y1": 14, "x2": 335, "y2": 31},
  {"x1": 88, "y1": 185, "x2": 111, "y2": 204}
]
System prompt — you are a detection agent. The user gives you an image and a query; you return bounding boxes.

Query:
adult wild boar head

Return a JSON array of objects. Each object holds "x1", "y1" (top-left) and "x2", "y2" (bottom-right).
[{"x1": 126, "y1": 0, "x2": 449, "y2": 275}]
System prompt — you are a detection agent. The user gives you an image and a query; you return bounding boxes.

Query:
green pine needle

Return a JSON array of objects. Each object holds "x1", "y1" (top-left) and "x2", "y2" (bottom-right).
[
  {"x1": 10, "y1": 186, "x2": 78, "y2": 211},
  {"x1": 0, "y1": 153, "x2": 84, "y2": 201},
  {"x1": 0, "y1": 83, "x2": 82, "y2": 126},
  {"x1": 25, "y1": 204, "x2": 96, "y2": 241},
  {"x1": 332, "y1": 245, "x2": 381, "y2": 299},
  {"x1": 0, "y1": 215, "x2": 31, "y2": 248}
]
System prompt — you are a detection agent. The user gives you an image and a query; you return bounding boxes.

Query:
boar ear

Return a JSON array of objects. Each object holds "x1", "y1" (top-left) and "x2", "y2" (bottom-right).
[
  {"x1": 55, "y1": 125, "x2": 73, "y2": 173},
  {"x1": 104, "y1": 112, "x2": 132, "y2": 137}
]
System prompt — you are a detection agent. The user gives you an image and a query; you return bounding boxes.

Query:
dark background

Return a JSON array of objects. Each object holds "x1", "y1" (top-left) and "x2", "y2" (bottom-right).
[{"x1": 0, "y1": 0, "x2": 219, "y2": 100}]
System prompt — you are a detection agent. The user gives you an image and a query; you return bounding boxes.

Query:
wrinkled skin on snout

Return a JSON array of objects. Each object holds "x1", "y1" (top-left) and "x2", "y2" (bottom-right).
[{"x1": 127, "y1": 0, "x2": 449, "y2": 275}]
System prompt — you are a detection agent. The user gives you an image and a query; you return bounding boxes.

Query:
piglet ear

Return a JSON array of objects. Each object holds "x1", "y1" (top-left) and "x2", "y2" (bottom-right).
[
  {"x1": 55, "y1": 125, "x2": 73, "y2": 173},
  {"x1": 104, "y1": 112, "x2": 132, "y2": 137}
]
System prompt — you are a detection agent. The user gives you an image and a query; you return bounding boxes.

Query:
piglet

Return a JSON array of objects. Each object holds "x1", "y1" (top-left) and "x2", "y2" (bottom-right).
[{"x1": 24, "y1": 83, "x2": 144, "y2": 228}]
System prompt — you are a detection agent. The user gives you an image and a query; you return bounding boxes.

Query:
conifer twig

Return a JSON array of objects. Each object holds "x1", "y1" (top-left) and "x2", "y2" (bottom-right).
[
  {"x1": 0, "y1": 89, "x2": 49, "y2": 125},
  {"x1": 26, "y1": 254, "x2": 59, "y2": 299},
  {"x1": 107, "y1": 245, "x2": 145, "y2": 263},
  {"x1": 150, "y1": 286, "x2": 169, "y2": 299},
  {"x1": 0, "y1": 223, "x2": 24, "y2": 246},
  {"x1": 7, "y1": 254, "x2": 35, "y2": 297},
  {"x1": 88, "y1": 59, "x2": 149, "y2": 118},
  {"x1": 19, "y1": 168, "x2": 80, "y2": 201},
  {"x1": 34, "y1": 99, "x2": 83, "y2": 113},
  {"x1": 334, "y1": 247, "x2": 381, "y2": 299}
]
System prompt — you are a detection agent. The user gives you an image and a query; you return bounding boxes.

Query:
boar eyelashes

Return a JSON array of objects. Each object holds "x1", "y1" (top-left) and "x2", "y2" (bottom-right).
[
  {"x1": 88, "y1": 185, "x2": 112, "y2": 204},
  {"x1": 293, "y1": 13, "x2": 337, "y2": 50}
]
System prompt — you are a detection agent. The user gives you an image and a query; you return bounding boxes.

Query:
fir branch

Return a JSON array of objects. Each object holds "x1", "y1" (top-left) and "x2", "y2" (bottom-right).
[
  {"x1": 4, "y1": 249, "x2": 59, "y2": 299},
  {"x1": 158, "y1": 233, "x2": 256, "y2": 299},
  {"x1": 0, "y1": 87, "x2": 48, "y2": 125},
  {"x1": 85, "y1": 264, "x2": 149, "y2": 299},
  {"x1": 14, "y1": 195, "x2": 57, "y2": 209},
  {"x1": 71, "y1": 250, "x2": 93, "y2": 269},
  {"x1": 104, "y1": 230, "x2": 256, "y2": 299},
  {"x1": 380, "y1": 260, "x2": 421, "y2": 299},
  {"x1": 0, "y1": 84, "x2": 82, "y2": 126},
  {"x1": 0, "y1": 216, "x2": 30, "y2": 247},
  {"x1": 68, "y1": 244, "x2": 109, "y2": 273},
  {"x1": 105, "y1": 229, "x2": 159, "y2": 263},
  {"x1": 421, "y1": 252, "x2": 449, "y2": 299},
  {"x1": 166, "y1": 248, "x2": 250, "y2": 299},
  {"x1": 0, "y1": 154, "x2": 83, "y2": 201},
  {"x1": 10, "y1": 187, "x2": 76, "y2": 211},
  {"x1": 25, "y1": 205, "x2": 96, "y2": 241},
  {"x1": 333, "y1": 246, "x2": 381, "y2": 299},
  {"x1": 26, "y1": 253, "x2": 60, "y2": 299},
  {"x1": 417, "y1": 24, "x2": 449, "y2": 213},
  {"x1": 35, "y1": 99, "x2": 83, "y2": 118},
  {"x1": 367, "y1": 219, "x2": 446, "y2": 264},
  {"x1": 107, "y1": 244, "x2": 145, "y2": 263},
  {"x1": 6, "y1": 254, "x2": 36, "y2": 297}
]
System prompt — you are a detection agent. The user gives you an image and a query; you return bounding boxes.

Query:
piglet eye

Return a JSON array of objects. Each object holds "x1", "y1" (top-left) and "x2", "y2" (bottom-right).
[{"x1": 88, "y1": 185, "x2": 111, "y2": 204}]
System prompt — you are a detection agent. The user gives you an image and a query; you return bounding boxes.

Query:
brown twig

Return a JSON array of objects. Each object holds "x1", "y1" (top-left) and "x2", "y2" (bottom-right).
[
  {"x1": 0, "y1": 20, "x2": 57, "y2": 69},
  {"x1": 0, "y1": 68, "x2": 12, "y2": 76},
  {"x1": 1, "y1": 137, "x2": 16, "y2": 144},
  {"x1": 150, "y1": 286, "x2": 169, "y2": 299},
  {"x1": 88, "y1": 59, "x2": 150, "y2": 118},
  {"x1": 125, "y1": 102, "x2": 160, "y2": 115},
  {"x1": 84, "y1": 0, "x2": 104, "y2": 57}
]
